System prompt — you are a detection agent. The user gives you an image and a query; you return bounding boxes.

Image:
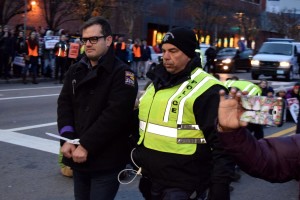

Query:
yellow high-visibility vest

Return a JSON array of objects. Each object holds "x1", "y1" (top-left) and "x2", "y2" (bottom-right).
[{"x1": 138, "y1": 68, "x2": 223, "y2": 155}]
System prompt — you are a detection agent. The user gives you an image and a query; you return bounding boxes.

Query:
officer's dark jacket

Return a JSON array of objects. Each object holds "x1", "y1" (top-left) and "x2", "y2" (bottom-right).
[
  {"x1": 57, "y1": 46, "x2": 138, "y2": 172},
  {"x1": 134, "y1": 56, "x2": 233, "y2": 199}
]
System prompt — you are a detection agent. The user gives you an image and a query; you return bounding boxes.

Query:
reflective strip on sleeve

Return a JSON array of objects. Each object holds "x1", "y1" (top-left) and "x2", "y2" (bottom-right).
[
  {"x1": 225, "y1": 80, "x2": 235, "y2": 88},
  {"x1": 243, "y1": 84, "x2": 253, "y2": 92},
  {"x1": 248, "y1": 87, "x2": 260, "y2": 96}
]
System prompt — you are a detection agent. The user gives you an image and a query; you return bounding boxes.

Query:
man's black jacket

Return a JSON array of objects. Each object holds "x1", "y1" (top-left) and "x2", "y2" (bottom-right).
[{"x1": 57, "y1": 46, "x2": 138, "y2": 172}]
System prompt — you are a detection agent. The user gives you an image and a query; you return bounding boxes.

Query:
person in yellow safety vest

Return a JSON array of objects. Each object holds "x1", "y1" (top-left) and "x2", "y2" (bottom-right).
[
  {"x1": 224, "y1": 79, "x2": 265, "y2": 140},
  {"x1": 132, "y1": 27, "x2": 233, "y2": 200},
  {"x1": 224, "y1": 79, "x2": 262, "y2": 96}
]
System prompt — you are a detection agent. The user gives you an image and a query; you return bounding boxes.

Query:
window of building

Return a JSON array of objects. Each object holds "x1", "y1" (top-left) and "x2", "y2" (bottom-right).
[{"x1": 241, "y1": 0, "x2": 261, "y2": 4}]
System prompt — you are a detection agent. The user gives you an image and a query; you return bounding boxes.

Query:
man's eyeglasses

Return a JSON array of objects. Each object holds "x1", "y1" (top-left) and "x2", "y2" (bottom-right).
[{"x1": 80, "y1": 36, "x2": 106, "y2": 44}]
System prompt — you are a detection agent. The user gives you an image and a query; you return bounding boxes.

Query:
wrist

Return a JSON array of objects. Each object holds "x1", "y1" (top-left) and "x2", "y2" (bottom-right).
[{"x1": 217, "y1": 123, "x2": 236, "y2": 132}]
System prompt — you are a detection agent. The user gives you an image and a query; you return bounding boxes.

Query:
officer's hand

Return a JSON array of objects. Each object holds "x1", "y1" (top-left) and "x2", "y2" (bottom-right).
[
  {"x1": 72, "y1": 145, "x2": 88, "y2": 163},
  {"x1": 218, "y1": 89, "x2": 248, "y2": 132},
  {"x1": 61, "y1": 142, "x2": 76, "y2": 158}
]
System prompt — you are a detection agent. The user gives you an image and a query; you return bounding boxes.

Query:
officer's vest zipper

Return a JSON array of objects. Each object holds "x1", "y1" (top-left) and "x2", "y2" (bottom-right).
[{"x1": 72, "y1": 79, "x2": 76, "y2": 95}]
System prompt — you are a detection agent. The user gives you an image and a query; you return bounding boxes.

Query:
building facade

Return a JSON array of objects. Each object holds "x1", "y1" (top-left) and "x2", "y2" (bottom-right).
[{"x1": 9, "y1": 0, "x2": 296, "y2": 49}]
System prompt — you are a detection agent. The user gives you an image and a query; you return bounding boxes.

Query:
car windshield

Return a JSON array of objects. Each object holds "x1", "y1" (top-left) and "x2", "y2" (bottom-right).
[
  {"x1": 258, "y1": 43, "x2": 293, "y2": 55},
  {"x1": 217, "y1": 48, "x2": 237, "y2": 56}
]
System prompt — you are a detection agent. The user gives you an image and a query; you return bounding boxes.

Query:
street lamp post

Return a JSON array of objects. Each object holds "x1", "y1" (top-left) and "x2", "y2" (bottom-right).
[
  {"x1": 24, "y1": 0, "x2": 27, "y2": 38},
  {"x1": 236, "y1": 12, "x2": 245, "y2": 37},
  {"x1": 24, "y1": 0, "x2": 36, "y2": 37}
]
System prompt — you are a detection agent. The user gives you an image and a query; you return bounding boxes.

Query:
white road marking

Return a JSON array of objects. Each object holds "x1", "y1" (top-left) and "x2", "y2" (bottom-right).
[
  {"x1": 0, "y1": 94, "x2": 59, "y2": 101},
  {"x1": 0, "y1": 129, "x2": 59, "y2": 154},
  {"x1": 0, "y1": 86, "x2": 62, "y2": 92},
  {"x1": 6, "y1": 122, "x2": 57, "y2": 132},
  {"x1": 1, "y1": 122, "x2": 60, "y2": 154}
]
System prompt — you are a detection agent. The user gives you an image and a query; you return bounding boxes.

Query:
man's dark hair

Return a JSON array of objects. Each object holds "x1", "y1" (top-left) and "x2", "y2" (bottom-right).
[{"x1": 80, "y1": 16, "x2": 112, "y2": 36}]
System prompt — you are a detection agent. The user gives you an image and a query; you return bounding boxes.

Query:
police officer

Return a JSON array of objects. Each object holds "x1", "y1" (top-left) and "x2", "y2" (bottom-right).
[
  {"x1": 224, "y1": 79, "x2": 264, "y2": 139},
  {"x1": 133, "y1": 27, "x2": 233, "y2": 200},
  {"x1": 58, "y1": 17, "x2": 138, "y2": 200}
]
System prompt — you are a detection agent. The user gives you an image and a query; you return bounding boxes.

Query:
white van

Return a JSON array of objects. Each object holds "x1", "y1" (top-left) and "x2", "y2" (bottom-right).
[{"x1": 251, "y1": 40, "x2": 300, "y2": 81}]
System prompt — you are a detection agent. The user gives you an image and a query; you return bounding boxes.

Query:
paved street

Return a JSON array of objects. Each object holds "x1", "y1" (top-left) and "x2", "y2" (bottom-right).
[{"x1": 0, "y1": 72, "x2": 299, "y2": 199}]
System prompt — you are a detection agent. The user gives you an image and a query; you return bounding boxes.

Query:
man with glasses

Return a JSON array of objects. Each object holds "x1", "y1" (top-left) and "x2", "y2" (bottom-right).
[{"x1": 58, "y1": 16, "x2": 138, "y2": 200}]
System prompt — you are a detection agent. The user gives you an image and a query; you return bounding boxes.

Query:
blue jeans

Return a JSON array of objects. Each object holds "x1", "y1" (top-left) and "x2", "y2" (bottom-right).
[{"x1": 73, "y1": 169, "x2": 120, "y2": 200}]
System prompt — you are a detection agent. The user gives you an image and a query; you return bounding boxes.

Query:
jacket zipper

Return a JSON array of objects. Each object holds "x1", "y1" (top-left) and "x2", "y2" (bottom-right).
[{"x1": 72, "y1": 79, "x2": 76, "y2": 95}]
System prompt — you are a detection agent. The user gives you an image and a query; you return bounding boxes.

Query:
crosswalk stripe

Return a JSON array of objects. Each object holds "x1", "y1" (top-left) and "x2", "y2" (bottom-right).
[{"x1": 0, "y1": 129, "x2": 59, "y2": 154}]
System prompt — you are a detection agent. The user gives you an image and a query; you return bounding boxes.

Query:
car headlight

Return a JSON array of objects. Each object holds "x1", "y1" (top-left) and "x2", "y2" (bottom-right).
[
  {"x1": 251, "y1": 60, "x2": 259, "y2": 67},
  {"x1": 279, "y1": 61, "x2": 290, "y2": 67},
  {"x1": 222, "y1": 58, "x2": 232, "y2": 64}
]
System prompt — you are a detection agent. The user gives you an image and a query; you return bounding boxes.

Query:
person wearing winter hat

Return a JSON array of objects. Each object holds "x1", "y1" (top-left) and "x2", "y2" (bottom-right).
[
  {"x1": 286, "y1": 82, "x2": 300, "y2": 133},
  {"x1": 133, "y1": 27, "x2": 233, "y2": 200}
]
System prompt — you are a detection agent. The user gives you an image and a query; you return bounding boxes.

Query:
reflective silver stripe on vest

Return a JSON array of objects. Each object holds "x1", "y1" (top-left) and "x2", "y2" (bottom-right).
[
  {"x1": 243, "y1": 84, "x2": 253, "y2": 92},
  {"x1": 248, "y1": 87, "x2": 260, "y2": 96},
  {"x1": 140, "y1": 122, "x2": 202, "y2": 138},
  {"x1": 191, "y1": 68, "x2": 203, "y2": 80},
  {"x1": 164, "y1": 81, "x2": 189, "y2": 122},
  {"x1": 163, "y1": 68, "x2": 203, "y2": 123},
  {"x1": 140, "y1": 121, "x2": 206, "y2": 144},
  {"x1": 140, "y1": 121, "x2": 177, "y2": 137},
  {"x1": 177, "y1": 76, "x2": 215, "y2": 124},
  {"x1": 177, "y1": 124, "x2": 200, "y2": 130},
  {"x1": 147, "y1": 123, "x2": 177, "y2": 138},
  {"x1": 177, "y1": 138, "x2": 206, "y2": 144},
  {"x1": 140, "y1": 121, "x2": 146, "y2": 131},
  {"x1": 225, "y1": 80, "x2": 235, "y2": 88}
]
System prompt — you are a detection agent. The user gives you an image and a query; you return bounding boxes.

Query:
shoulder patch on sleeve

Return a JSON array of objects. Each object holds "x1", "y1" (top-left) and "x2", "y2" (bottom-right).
[{"x1": 125, "y1": 71, "x2": 135, "y2": 87}]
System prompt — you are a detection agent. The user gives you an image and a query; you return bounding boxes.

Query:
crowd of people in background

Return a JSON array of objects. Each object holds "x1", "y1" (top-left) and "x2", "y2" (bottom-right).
[{"x1": 0, "y1": 24, "x2": 160, "y2": 84}]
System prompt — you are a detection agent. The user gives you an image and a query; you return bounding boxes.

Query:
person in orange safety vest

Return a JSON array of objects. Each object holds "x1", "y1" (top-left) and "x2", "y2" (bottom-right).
[
  {"x1": 22, "y1": 31, "x2": 39, "y2": 84},
  {"x1": 54, "y1": 34, "x2": 69, "y2": 84}
]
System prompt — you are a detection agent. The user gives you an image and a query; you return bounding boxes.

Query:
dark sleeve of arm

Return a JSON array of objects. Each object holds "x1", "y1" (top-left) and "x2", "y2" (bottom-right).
[
  {"x1": 79, "y1": 69, "x2": 138, "y2": 154},
  {"x1": 24, "y1": 42, "x2": 29, "y2": 55},
  {"x1": 194, "y1": 85, "x2": 233, "y2": 197},
  {"x1": 218, "y1": 128, "x2": 300, "y2": 182},
  {"x1": 57, "y1": 68, "x2": 76, "y2": 140}
]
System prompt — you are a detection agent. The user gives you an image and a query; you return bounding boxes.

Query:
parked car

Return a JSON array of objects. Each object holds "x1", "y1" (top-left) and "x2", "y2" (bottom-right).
[
  {"x1": 147, "y1": 46, "x2": 163, "y2": 72},
  {"x1": 251, "y1": 40, "x2": 300, "y2": 81},
  {"x1": 214, "y1": 47, "x2": 253, "y2": 73}
]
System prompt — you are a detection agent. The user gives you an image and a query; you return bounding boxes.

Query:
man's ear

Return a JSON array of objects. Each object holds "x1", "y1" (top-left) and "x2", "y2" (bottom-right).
[{"x1": 106, "y1": 35, "x2": 113, "y2": 47}]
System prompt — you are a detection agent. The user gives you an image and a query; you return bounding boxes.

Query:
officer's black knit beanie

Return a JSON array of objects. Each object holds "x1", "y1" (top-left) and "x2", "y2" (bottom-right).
[{"x1": 161, "y1": 27, "x2": 197, "y2": 58}]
